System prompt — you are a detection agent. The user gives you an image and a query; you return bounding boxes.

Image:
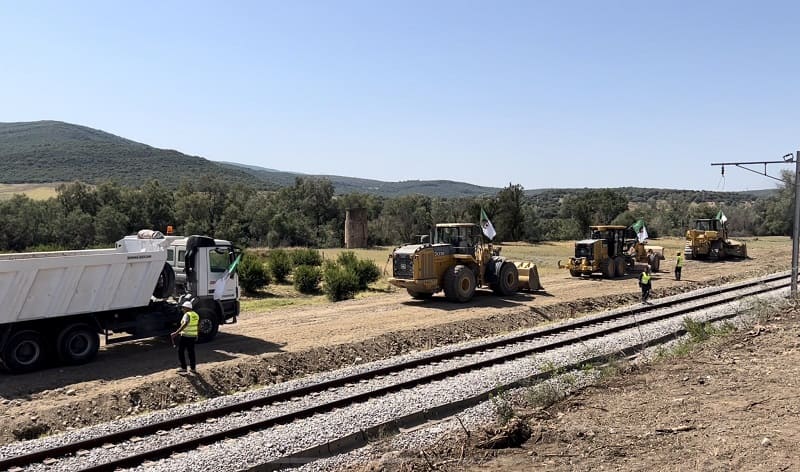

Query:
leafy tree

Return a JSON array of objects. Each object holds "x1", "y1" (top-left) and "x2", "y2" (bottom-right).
[
  {"x1": 494, "y1": 183, "x2": 525, "y2": 241},
  {"x1": 560, "y1": 189, "x2": 628, "y2": 231},
  {"x1": 94, "y1": 205, "x2": 131, "y2": 244}
]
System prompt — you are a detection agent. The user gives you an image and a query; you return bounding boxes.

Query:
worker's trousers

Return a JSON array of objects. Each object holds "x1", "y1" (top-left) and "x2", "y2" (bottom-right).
[{"x1": 178, "y1": 336, "x2": 197, "y2": 370}]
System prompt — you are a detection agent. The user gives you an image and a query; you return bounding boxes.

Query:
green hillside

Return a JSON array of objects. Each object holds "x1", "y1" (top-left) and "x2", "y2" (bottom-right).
[{"x1": 0, "y1": 121, "x2": 267, "y2": 188}]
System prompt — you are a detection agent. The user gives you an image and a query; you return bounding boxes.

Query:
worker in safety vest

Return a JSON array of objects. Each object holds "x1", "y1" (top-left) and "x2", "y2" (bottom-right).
[
  {"x1": 172, "y1": 300, "x2": 200, "y2": 375},
  {"x1": 675, "y1": 252, "x2": 684, "y2": 281},
  {"x1": 639, "y1": 267, "x2": 653, "y2": 304}
]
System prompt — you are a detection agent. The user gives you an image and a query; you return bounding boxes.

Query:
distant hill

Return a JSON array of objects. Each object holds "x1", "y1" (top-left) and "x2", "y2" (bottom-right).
[
  {"x1": 0, "y1": 121, "x2": 267, "y2": 188},
  {"x1": 0, "y1": 121, "x2": 778, "y2": 202},
  {"x1": 219, "y1": 161, "x2": 500, "y2": 197}
]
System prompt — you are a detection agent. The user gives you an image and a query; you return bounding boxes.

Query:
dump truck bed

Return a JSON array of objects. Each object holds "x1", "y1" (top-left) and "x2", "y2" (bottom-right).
[{"x1": 0, "y1": 236, "x2": 168, "y2": 325}]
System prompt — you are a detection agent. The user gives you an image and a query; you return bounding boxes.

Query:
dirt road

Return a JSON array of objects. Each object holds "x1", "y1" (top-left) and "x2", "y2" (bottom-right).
[{"x1": 0, "y1": 237, "x2": 791, "y2": 445}]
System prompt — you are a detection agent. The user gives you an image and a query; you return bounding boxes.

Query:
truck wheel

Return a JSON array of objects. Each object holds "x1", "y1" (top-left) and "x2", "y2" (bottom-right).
[
  {"x1": 56, "y1": 323, "x2": 100, "y2": 365},
  {"x1": 196, "y1": 307, "x2": 220, "y2": 344},
  {"x1": 444, "y1": 265, "x2": 476, "y2": 302},
  {"x1": 614, "y1": 257, "x2": 626, "y2": 277},
  {"x1": 406, "y1": 288, "x2": 434, "y2": 300},
  {"x1": 492, "y1": 262, "x2": 519, "y2": 296},
  {"x1": 2, "y1": 330, "x2": 45, "y2": 374}
]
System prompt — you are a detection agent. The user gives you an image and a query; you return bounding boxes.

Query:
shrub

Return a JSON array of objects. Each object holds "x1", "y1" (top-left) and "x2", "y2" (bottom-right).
[
  {"x1": 291, "y1": 248, "x2": 322, "y2": 267},
  {"x1": 294, "y1": 264, "x2": 322, "y2": 294},
  {"x1": 237, "y1": 252, "x2": 270, "y2": 293},
  {"x1": 336, "y1": 251, "x2": 380, "y2": 290},
  {"x1": 267, "y1": 249, "x2": 292, "y2": 283},
  {"x1": 322, "y1": 261, "x2": 359, "y2": 301}
]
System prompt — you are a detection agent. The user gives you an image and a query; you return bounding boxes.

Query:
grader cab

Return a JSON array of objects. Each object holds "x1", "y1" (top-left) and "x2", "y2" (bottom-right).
[
  {"x1": 560, "y1": 225, "x2": 665, "y2": 278},
  {"x1": 388, "y1": 223, "x2": 542, "y2": 303}
]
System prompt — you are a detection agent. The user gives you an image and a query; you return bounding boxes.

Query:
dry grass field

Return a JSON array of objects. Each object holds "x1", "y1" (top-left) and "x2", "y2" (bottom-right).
[{"x1": 0, "y1": 183, "x2": 59, "y2": 200}]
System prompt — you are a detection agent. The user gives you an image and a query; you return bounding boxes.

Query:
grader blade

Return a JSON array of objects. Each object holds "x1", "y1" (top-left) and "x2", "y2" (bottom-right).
[{"x1": 514, "y1": 261, "x2": 543, "y2": 291}]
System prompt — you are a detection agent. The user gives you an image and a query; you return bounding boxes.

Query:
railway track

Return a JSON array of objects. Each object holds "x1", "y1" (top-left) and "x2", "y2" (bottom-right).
[{"x1": 1, "y1": 271, "x2": 791, "y2": 472}]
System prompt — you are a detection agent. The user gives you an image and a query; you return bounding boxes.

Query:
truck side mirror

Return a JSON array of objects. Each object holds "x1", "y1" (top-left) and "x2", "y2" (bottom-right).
[{"x1": 420, "y1": 235, "x2": 430, "y2": 244}]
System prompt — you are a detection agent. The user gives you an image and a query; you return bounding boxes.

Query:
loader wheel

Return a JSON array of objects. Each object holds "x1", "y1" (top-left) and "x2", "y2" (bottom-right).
[
  {"x1": 2, "y1": 330, "x2": 45, "y2": 374},
  {"x1": 492, "y1": 262, "x2": 519, "y2": 296},
  {"x1": 614, "y1": 257, "x2": 626, "y2": 277},
  {"x1": 651, "y1": 257, "x2": 661, "y2": 272},
  {"x1": 569, "y1": 269, "x2": 581, "y2": 277},
  {"x1": 407, "y1": 288, "x2": 434, "y2": 300},
  {"x1": 444, "y1": 265, "x2": 476, "y2": 302},
  {"x1": 56, "y1": 323, "x2": 99, "y2": 365},
  {"x1": 601, "y1": 259, "x2": 615, "y2": 278}
]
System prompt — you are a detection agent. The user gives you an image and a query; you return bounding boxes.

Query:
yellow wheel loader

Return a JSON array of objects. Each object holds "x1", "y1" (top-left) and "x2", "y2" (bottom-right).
[
  {"x1": 388, "y1": 223, "x2": 542, "y2": 303},
  {"x1": 684, "y1": 218, "x2": 747, "y2": 260}
]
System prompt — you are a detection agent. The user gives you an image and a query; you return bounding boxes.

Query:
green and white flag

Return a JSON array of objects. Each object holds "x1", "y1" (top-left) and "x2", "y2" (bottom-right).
[
  {"x1": 480, "y1": 208, "x2": 496, "y2": 240},
  {"x1": 214, "y1": 254, "x2": 241, "y2": 300},
  {"x1": 716, "y1": 210, "x2": 728, "y2": 224},
  {"x1": 631, "y1": 218, "x2": 648, "y2": 243}
]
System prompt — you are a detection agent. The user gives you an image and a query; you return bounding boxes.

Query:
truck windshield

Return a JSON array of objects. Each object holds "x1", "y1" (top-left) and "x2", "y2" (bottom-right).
[{"x1": 209, "y1": 250, "x2": 230, "y2": 273}]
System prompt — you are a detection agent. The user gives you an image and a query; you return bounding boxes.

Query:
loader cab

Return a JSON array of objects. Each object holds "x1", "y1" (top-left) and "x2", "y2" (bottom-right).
[{"x1": 434, "y1": 223, "x2": 482, "y2": 255}]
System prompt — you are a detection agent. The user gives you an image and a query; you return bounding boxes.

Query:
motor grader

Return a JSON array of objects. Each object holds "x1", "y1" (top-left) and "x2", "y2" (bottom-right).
[
  {"x1": 388, "y1": 223, "x2": 542, "y2": 302},
  {"x1": 559, "y1": 225, "x2": 665, "y2": 278},
  {"x1": 684, "y1": 218, "x2": 747, "y2": 260}
]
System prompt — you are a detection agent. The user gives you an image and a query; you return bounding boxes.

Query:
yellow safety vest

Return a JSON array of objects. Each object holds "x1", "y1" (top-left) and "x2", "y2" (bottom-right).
[
  {"x1": 676, "y1": 255, "x2": 684, "y2": 267},
  {"x1": 640, "y1": 273, "x2": 652, "y2": 284},
  {"x1": 183, "y1": 310, "x2": 199, "y2": 337}
]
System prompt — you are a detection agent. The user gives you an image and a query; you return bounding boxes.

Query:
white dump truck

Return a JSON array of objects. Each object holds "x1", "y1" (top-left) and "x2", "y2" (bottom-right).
[{"x1": 0, "y1": 231, "x2": 240, "y2": 373}]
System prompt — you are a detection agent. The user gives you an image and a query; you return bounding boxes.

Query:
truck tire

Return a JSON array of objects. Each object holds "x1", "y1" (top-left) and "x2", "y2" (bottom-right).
[
  {"x1": 153, "y1": 263, "x2": 176, "y2": 299},
  {"x1": 614, "y1": 257, "x2": 626, "y2": 277},
  {"x1": 444, "y1": 265, "x2": 476, "y2": 302},
  {"x1": 56, "y1": 323, "x2": 100, "y2": 365},
  {"x1": 2, "y1": 330, "x2": 45, "y2": 374},
  {"x1": 196, "y1": 307, "x2": 220, "y2": 344},
  {"x1": 406, "y1": 288, "x2": 434, "y2": 300},
  {"x1": 492, "y1": 262, "x2": 519, "y2": 296}
]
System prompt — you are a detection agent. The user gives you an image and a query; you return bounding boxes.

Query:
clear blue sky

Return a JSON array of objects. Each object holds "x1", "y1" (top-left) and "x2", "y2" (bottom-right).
[{"x1": 1, "y1": 1, "x2": 798, "y2": 192}]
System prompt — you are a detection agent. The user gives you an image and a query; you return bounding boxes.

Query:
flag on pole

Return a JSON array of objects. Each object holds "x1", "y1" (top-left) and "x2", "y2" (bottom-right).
[
  {"x1": 716, "y1": 210, "x2": 728, "y2": 224},
  {"x1": 631, "y1": 218, "x2": 649, "y2": 243},
  {"x1": 480, "y1": 208, "x2": 496, "y2": 240},
  {"x1": 214, "y1": 254, "x2": 242, "y2": 300}
]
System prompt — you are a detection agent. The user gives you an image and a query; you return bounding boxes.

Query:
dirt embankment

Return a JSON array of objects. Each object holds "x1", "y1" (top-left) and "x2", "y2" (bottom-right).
[{"x1": 0, "y1": 240, "x2": 791, "y2": 446}]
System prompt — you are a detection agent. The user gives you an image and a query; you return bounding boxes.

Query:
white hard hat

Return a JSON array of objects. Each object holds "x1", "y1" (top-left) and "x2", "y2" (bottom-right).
[{"x1": 182, "y1": 301, "x2": 193, "y2": 309}]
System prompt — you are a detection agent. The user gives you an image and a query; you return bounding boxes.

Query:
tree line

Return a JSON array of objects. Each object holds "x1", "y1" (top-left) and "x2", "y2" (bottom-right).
[{"x1": 0, "y1": 173, "x2": 794, "y2": 252}]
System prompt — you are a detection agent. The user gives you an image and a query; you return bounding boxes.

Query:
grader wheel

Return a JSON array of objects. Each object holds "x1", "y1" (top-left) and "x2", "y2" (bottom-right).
[{"x1": 601, "y1": 258, "x2": 615, "y2": 278}]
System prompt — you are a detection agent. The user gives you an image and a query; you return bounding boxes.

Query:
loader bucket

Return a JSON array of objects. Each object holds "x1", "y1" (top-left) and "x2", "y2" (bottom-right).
[{"x1": 514, "y1": 261, "x2": 543, "y2": 291}]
